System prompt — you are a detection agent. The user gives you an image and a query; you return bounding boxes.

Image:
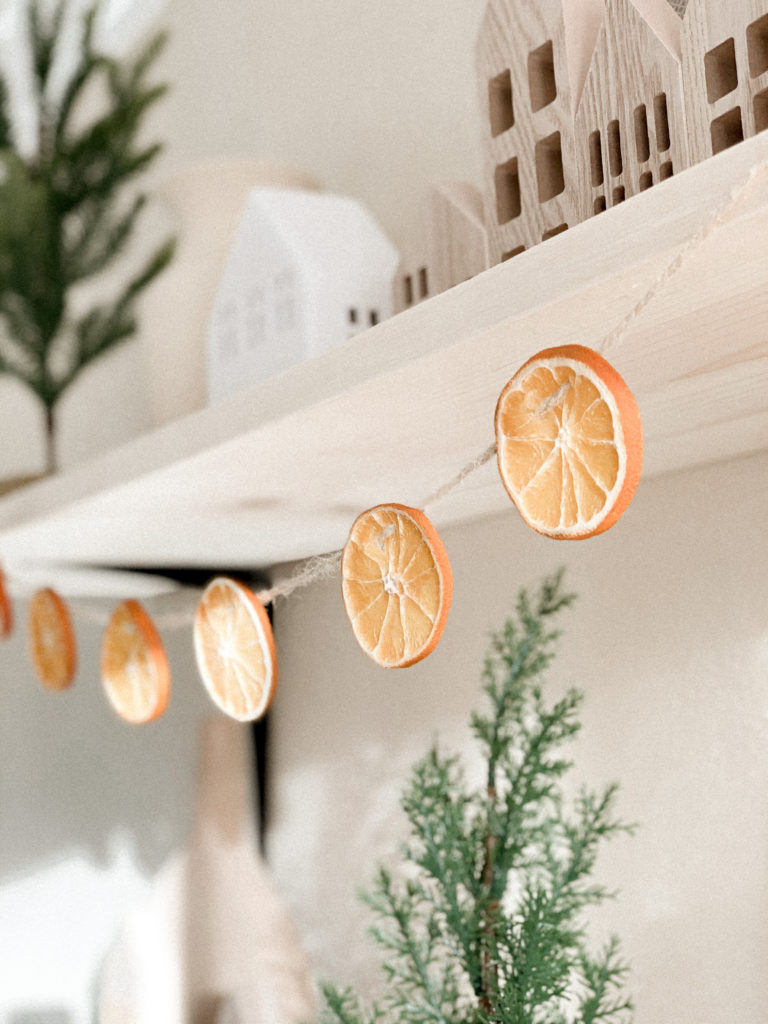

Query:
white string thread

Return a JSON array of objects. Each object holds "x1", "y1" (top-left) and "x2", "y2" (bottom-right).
[{"x1": 6, "y1": 160, "x2": 767, "y2": 628}]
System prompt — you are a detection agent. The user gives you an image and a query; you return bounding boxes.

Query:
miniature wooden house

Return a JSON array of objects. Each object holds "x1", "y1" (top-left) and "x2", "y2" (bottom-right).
[
  {"x1": 429, "y1": 182, "x2": 490, "y2": 296},
  {"x1": 575, "y1": 0, "x2": 688, "y2": 222},
  {"x1": 206, "y1": 189, "x2": 400, "y2": 403},
  {"x1": 681, "y1": 0, "x2": 768, "y2": 164},
  {"x1": 476, "y1": 0, "x2": 604, "y2": 263}
]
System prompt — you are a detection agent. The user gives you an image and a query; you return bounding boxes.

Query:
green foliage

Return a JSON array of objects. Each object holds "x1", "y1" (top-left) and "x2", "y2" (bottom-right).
[
  {"x1": 320, "y1": 570, "x2": 635, "y2": 1024},
  {"x1": 0, "y1": 0, "x2": 174, "y2": 468}
]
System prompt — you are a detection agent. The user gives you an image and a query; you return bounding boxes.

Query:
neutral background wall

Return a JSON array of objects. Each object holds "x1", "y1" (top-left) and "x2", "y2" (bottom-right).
[
  {"x1": 270, "y1": 451, "x2": 768, "y2": 1024},
  {"x1": 0, "y1": 0, "x2": 766, "y2": 1022}
]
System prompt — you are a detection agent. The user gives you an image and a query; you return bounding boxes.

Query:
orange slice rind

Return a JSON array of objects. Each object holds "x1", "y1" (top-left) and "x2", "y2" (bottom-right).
[
  {"x1": 341, "y1": 503, "x2": 452, "y2": 668},
  {"x1": 0, "y1": 567, "x2": 12, "y2": 639},
  {"x1": 28, "y1": 588, "x2": 76, "y2": 691},
  {"x1": 101, "y1": 600, "x2": 170, "y2": 724},
  {"x1": 194, "y1": 577, "x2": 277, "y2": 722},
  {"x1": 495, "y1": 345, "x2": 642, "y2": 539}
]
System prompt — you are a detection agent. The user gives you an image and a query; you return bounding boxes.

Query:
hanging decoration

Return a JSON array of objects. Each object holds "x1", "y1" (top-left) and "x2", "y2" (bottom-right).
[
  {"x1": 340, "y1": 504, "x2": 453, "y2": 669},
  {"x1": 193, "y1": 577, "x2": 278, "y2": 723},
  {"x1": 495, "y1": 345, "x2": 643, "y2": 540},
  {"x1": 100, "y1": 600, "x2": 170, "y2": 724},
  {"x1": 28, "y1": 588, "x2": 77, "y2": 691}
]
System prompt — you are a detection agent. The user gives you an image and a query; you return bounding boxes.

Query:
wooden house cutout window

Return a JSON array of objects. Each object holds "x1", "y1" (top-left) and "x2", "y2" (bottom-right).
[
  {"x1": 495, "y1": 157, "x2": 522, "y2": 223},
  {"x1": 489, "y1": 69, "x2": 515, "y2": 136},
  {"x1": 634, "y1": 105, "x2": 651, "y2": 163},
  {"x1": 535, "y1": 132, "x2": 565, "y2": 202},
  {"x1": 528, "y1": 41, "x2": 557, "y2": 112},
  {"x1": 705, "y1": 38, "x2": 738, "y2": 104},
  {"x1": 502, "y1": 246, "x2": 525, "y2": 260},
  {"x1": 542, "y1": 223, "x2": 567, "y2": 241},
  {"x1": 418, "y1": 267, "x2": 429, "y2": 299},
  {"x1": 589, "y1": 130, "x2": 604, "y2": 186},
  {"x1": 710, "y1": 106, "x2": 744, "y2": 153},
  {"x1": 747, "y1": 14, "x2": 768, "y2": 78},
  {"x1": 607, "y1": 120, "x2": 623, "y2": 177},
  {"x1": 755, "y1": 88, "x2": 768, "y2": 132},
  {"x1": 654, "y1": 93, "x2": 671, "y2": 152}
]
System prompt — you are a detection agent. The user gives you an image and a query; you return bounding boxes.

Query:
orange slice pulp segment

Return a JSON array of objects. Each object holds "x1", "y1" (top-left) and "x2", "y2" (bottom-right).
[
  {"x1": 194, "y1": 577, "x2": 277, "y2": 722},
  {"x1": 341, "y1": 503, "x2": 452, "y2": 668},
  {"x1": 28, "y1": 588, "x2": 76, "y2": 690},
  {"x1": 495, "y1": 345, "x2": 642, "y2": 539},
  {"x1": 101, "y1": 600, "x2": 170, "y2": 724}
]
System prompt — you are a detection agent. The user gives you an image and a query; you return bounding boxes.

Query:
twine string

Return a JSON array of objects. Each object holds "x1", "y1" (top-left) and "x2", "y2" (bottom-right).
[{"x1": 7, "y1": 160, "x2": 767, "y2": 628}]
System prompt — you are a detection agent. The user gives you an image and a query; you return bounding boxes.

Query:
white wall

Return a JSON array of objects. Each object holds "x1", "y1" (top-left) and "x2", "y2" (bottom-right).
[
  {"x1": 269, "y1": 450, "x2": 768, "y2": 1024},
  {"x1": 0, "y1": 611, "x2": 213, "y2": 1022}
]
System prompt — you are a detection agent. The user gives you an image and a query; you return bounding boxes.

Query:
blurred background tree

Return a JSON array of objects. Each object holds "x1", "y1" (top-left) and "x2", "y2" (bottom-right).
[{"x1": 0, "y1": 0, "x2": 174, "y2": 474}]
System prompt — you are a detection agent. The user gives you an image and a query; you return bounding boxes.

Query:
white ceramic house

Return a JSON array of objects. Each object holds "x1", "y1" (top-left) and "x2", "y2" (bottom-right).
[{"x1": 206, "y1": 188, "x2": 400, "y2": 403}]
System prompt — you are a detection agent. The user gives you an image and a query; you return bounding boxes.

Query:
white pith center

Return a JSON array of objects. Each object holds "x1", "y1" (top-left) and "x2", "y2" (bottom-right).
[{"x1": 383, "y1": 572, "x2": 402, "y2": 595}]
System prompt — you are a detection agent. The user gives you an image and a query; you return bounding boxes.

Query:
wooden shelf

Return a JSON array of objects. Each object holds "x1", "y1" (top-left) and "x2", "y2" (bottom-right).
[{"x1": 2, "y1": 134, "x2": 768, "y2": 576}]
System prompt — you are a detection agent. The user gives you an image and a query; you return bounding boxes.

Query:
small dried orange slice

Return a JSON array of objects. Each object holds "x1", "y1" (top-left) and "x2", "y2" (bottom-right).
[
  {"x1": 101, "y1": 600, "x2": 170, "y2": 724},
  {"x1": 28, "y1": 588, "x2": 76, "y2": 690},
  {"x1": 0, "y1": 567, "x2": 12, "y2": 639},
  {"x1": 194, "y1": 577, "x2": 277, "y2": 722},
  {"x1": 341, "y1": 503, "x2": 452, "y2": 668},
  {"x1": 495, "y1": 345, "x2": 642, "y2": 539}
]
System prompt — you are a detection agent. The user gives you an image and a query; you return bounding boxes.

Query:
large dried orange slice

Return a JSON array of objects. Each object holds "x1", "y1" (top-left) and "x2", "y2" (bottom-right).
[
  {"x1": 28, "y1": 588, "x2": 76, "y2": 690},
  {"x1": 341, "y1": 503, "x2": 452, "y2": 668},
  {"x1": 194, "y1": 577, "x2": 277, "y2": 722},
  {"x1": 0, "y1": 567, "x2": 12, "y2": 639},
  {"x1": 495, "y1": 345, "x2": 642, "y2": 539},
  {"x1": 101, "y1": 600, "x2": 170, "y2": 724}
]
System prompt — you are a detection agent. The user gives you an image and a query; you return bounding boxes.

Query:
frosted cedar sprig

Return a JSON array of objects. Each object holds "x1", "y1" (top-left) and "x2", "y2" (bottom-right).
[{"x1": 319, "y1": 571, "x2": 636, "y2": 1024}]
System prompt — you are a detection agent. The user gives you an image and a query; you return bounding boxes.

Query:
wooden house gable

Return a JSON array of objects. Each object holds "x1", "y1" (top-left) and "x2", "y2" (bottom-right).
[
  {"x1": 575, "y1": 0, "x2": 686, "y2": 220},
  {"x1": 476, "y1": 0, "x2": 603, "y2": 262}
]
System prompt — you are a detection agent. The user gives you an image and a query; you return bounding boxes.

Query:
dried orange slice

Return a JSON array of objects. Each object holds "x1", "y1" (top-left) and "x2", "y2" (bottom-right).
[
  {"x1": 101, "y1": 600, "x2": 170, "y2": 724},
  {"x1": 28, "y1": 588, "x2": 76, "y2": 690},
  {"x1": 341, "y1": 503, "x2": 452, "y2": 668},
  {"x1": 194, "y1": 577, "x2": 277, "y2": 722},
  {"x1": 0, "y1": 567, "x2": 12, "y2": 639},
  {"x1": 495, "y1": 345, "x2": 642, "y2": 539}
]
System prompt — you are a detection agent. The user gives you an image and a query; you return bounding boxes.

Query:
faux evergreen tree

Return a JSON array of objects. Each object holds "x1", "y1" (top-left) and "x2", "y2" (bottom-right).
[
  {"x1": 0, "y1": 0, "x2": 174, "y2": 473},
  {"x1": 321, "y1": 571, "x2": 635, "y2": 1024}
]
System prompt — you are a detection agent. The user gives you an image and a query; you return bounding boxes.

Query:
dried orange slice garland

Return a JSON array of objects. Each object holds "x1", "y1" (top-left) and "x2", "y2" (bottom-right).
[
  {"x1": 28, "y1": 588, "x2": 76, "y2": 691},
  {"x1": 0, "y1": 567, "x2": 12, "y2": 639},
  {"x1": 194, "y1": 577, "x2": 277, "y2": 722},
  {"x1": 495, "y1": 345, "x2": 643, "y2": 539},
  {"x1": 341, "y1": 503, "x2": 453, "y2": 668},
  {"x1": 101, "y1": 600, "x2": 170, "y2": 724}
]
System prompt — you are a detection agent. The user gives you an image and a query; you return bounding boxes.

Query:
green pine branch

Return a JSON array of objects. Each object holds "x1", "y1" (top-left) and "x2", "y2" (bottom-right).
[
  {"x1": 0, "y1": 0, "x2": 174, "y2": 470},
  {"x1": 319, "y1": 571, "x2": 636, "y2": 1024}
]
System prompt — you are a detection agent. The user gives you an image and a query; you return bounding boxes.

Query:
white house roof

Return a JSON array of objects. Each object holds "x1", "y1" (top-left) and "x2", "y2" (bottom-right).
[{"x1": 236, "y1": 187, "x2": 400, "y2": 290}]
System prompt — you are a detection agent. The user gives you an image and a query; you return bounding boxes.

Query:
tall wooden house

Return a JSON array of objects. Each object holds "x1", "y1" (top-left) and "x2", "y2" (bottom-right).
[
  {"x1": 476, "y1": 0, "x2": 604, "y2": 263},
  {"x1": 575, "y1": 0, "x2": 688, "y2": 222},
  {"x1": 681, "y1": 0, "x2": 768, "y2": 164}
]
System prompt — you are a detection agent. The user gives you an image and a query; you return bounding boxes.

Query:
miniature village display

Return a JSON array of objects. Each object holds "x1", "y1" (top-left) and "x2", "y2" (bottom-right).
[{"x1": 476, "y1": 0, "x2": 768, "y2": 266}]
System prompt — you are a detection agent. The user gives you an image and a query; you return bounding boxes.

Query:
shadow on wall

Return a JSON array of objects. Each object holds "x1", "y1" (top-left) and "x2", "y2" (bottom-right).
[{"x1": 0, "y1": 616, "x2": 214, "y2": 883}]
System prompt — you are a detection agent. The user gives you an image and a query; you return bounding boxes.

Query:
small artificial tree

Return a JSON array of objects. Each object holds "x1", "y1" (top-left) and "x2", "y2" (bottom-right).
[
  {"x1": 321, "y1": 570, "x2": 635, "y2": 1024},
  {"x1": 0, "y1": 0, "x2": 174, "y2": 474}
]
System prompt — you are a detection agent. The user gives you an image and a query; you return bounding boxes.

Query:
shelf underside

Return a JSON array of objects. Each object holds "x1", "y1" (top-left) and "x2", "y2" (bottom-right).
[{"x1": 1, "y1": 134, "x2": 768, "y2": 576}]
